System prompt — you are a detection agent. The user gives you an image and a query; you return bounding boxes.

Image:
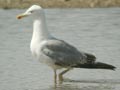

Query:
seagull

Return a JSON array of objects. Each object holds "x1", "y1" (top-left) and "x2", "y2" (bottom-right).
[{"x1": 17, "y1": 5, "x2": 116, "y2": 84}]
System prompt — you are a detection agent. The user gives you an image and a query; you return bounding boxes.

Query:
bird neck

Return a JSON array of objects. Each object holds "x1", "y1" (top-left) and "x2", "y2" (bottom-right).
[{"x1": 32, "y1": 13, "x2": 51, "y2": 42}]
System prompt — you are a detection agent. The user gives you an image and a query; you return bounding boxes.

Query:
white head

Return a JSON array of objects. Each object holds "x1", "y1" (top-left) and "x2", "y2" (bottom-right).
[{"x1": 17, "y1": 5, "x2": 43, "y2": 19}]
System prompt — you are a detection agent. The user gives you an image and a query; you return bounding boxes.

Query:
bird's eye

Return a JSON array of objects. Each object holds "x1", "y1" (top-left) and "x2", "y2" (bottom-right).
[{"x1": 30, "y1": 11, "x2": 33, "y2": 13}]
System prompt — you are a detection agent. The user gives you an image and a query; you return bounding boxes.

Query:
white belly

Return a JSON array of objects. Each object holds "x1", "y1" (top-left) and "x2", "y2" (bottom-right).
[{"x1": 30, "y1": 40, "x2": 62, "y2": 69}]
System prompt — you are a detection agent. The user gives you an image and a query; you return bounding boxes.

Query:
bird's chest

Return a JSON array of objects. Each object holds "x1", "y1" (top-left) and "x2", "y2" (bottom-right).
[
  {"x1": 30, "y1": 45, "x2": 39, "y2": 58},
  {"x1": 30, "y1": 41, "x2": 42, "y2": 58},
  {"x1": 30, "y1": 41, "x2": 50, "y2": 63}
]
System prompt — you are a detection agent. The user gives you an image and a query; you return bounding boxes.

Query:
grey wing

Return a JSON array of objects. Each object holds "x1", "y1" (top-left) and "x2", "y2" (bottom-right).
[{"x1": 41, "y1": 39, "x2": 96, "y2": 67}]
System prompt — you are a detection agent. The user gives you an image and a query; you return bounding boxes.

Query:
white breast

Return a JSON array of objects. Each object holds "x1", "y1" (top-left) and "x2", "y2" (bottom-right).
[
  {"x1": 30, "y1": 40, "x2": 62, "y2": 69},
  {"x1": 30, "y1": 39, "x2": 45, "y2": 57},
  {"x1": 30, "y1": 40, "x2": 52, "y2": 63}
]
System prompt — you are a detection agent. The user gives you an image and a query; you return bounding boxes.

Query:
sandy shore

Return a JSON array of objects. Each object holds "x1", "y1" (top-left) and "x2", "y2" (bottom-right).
[{"x1": 0, "y1": 0, "x2": 120, "y2": 9}]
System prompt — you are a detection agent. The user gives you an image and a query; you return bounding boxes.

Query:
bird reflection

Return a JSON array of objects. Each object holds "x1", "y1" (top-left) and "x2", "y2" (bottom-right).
[
  {"x1": 53, "y1": 78, "x2": 118, "y2": 90},
  {"x1": 63, "y1": 78, "x2": 120, "y2": 84},
  {"x1": 41, "y1": 78, "x2": 119, "y2": 90},
  {"x1": 46, "y1": 83, "x2": 114, "y2": 90}
]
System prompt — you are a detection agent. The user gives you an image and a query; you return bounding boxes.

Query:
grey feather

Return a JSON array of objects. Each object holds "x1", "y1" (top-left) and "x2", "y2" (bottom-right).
[{"x1": 41, "y1": 38, "x2": 96, "y2": 67}]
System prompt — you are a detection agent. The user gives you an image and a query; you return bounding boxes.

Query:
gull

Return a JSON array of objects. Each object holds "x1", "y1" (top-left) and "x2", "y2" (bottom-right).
[{"x1": 17, "y1": 5, "x2": 116, "y2": 84}]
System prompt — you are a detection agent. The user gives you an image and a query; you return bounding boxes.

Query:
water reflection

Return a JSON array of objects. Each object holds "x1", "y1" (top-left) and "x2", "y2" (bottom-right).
[
  {"x1": 0, "y1": 8, "x2": 120, "y2": 90},
  {"x1": 46, "y1": 83, "x2": 114, "y2": 90},
  {"x1": 41, "y1": 78, "x2": 120, "y2": 90},
  {"x1": 63, "y1": 78, "x2": 120, "y2": 84}
]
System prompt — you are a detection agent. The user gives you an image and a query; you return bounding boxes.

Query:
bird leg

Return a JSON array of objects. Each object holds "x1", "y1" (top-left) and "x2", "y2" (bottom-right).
[
  {"x1": 58, "y1": 68, "x2": 71, "y2": 83},
  {"x1": 54, "y1": 69, "x2": 57, "y2": 84}
]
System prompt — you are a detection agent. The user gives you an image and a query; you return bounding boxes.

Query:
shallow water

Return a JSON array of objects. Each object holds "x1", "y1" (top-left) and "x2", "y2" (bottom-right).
[{"x1": 0, "y1": 8, "x2": 120, "y2": 90}]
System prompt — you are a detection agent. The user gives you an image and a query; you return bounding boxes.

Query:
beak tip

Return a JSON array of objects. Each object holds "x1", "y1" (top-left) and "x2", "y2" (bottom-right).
[
  {"x1": 16, "y1": 15, "x2": 21, "y2": 19},
  {"x1": 16, "y1": 13, "x2": 28, "y2": 19}
]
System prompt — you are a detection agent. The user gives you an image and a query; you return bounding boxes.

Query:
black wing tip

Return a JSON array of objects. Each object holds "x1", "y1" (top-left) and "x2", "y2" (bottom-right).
[{"x1": 111, "y1": 66, "x2": 116, "y2": 71}]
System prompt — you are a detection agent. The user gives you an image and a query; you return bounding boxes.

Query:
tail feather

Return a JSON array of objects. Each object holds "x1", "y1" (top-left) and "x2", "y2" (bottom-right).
[{"x1": 74, "y1": 62, "x2": 116, "y2": 70}]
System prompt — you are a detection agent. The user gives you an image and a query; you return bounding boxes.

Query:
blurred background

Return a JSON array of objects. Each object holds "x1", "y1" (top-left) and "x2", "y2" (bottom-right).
[{"x1": 0, "y1": 0, "x2": 120, "y2": 9}]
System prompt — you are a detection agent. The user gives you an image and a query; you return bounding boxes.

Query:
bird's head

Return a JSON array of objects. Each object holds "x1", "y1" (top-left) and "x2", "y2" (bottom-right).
[{"x1": 17, "y1": 5, "x2": 42, "y2": 19}]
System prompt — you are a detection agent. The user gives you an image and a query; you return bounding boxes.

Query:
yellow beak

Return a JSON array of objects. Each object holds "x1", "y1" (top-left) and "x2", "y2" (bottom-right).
[{"x1": 16, "y1": 13, "x2": 28, "y2": 19}]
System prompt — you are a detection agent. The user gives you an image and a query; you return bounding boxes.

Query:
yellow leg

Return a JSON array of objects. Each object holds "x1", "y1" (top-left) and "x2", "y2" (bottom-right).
[
  {"x1": 54, "y1": 69, "x2": 57, "y2": 84},
  {"x1": 58, "y1": 68, "x2": 72, "y2": 83}
]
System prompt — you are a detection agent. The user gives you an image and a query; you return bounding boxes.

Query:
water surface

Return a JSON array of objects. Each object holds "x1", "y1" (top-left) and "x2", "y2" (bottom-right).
[{"x1": 0, "y1": 8, "x2": 120, "y2": 90}]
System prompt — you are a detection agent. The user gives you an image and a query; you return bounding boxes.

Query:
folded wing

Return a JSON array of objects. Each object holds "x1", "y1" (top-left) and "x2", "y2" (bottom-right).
[{"x1": 41, "y1": 39, "x2": 96, "y2": 67}]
